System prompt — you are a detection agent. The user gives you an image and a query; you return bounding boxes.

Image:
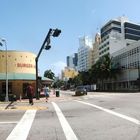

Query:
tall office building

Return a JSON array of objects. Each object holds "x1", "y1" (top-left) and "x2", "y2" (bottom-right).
[
  {"x1": 98, "y1": 17, "x2": 140, "y2": 91},
  {"x1": 99, "y1": 17, "x2": 140, "y2": 57},
  {"x1": 92, "y1": 33, "x2": 101, "y2": 64},
  {"x1": 78, "y1": 36, "x2": 93, "y2": 72},
  {"x1": 66, "y1": 53, "x2": 78, "y2": 70}
]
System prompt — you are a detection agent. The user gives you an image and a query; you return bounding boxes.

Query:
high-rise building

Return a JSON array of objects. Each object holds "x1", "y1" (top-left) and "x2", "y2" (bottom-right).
[
  {"x1": 77, "y1": 36, "x2": 93, "y2": 72},
  {"x1": 99, "y1": 17, "x2": 140, "y2": 57},
  {"x1": 73, "y1": 53, "x2": 78, "y2": 68},
  {"x1": 66, "y1": 53, "x2": 78, "y2": 70},
  {"x1": 92, "y1": 33, "x2": 101, "y2": 65},
  {"x1": 98, "y1": 17, "x2": 140, "y2": 91}
]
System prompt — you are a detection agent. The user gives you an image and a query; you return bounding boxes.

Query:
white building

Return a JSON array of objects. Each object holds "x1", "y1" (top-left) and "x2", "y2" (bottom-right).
[
  {"x1": 98, "y1": 17, "x2": 140, "y2": 91},
  {"x1": 77, "y1": 36, "x2": 93, "y2": 72},
  {"x1": 108, "y1": 40, "x2": 140, "y2": 91},
  {"x1": 99, "y1": 17, "x2": 140, "y2": 57}
]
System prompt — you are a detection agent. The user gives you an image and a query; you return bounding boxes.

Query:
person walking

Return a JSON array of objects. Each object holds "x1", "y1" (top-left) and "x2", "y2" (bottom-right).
[
  {"x1": 26, "y1": 83, "x2": 34, "y2": 105},
  {"x1": 43, "y1": 86, "x2": 50, "y2": 102}
]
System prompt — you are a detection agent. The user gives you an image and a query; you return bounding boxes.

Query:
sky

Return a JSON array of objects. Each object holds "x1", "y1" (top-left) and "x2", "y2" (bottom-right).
[{"x1": 0, "y1": 0, "x2": 140, "y2": 77}]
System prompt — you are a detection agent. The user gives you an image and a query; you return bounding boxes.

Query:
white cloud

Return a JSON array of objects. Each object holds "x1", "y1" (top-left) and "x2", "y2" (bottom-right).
[{"x1": 51, "y1": 61, "x2": 66, "y2": 76}]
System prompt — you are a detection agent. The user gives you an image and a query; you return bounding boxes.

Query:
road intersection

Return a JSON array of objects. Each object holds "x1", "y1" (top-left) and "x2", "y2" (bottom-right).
[{"x1": 1, "y1": 91, "x2": 140, "y2": 140}]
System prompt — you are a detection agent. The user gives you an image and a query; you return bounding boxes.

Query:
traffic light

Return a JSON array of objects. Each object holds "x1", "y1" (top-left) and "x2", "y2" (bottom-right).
[
  {"x1": 44, "y1": 45, "x2": 51, "y2": 50},
  {"x1": 52, "y1": 29, "x2": 61, "y2": 37}
]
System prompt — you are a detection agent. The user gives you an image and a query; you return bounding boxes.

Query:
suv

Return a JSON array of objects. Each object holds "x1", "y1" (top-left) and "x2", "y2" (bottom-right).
[{"x1": 75, "y1": 86, "x2": 87, "y2": 96}]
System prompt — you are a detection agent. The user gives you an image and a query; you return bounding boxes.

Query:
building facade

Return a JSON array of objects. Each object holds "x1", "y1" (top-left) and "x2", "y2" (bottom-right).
[
  {"x1": 0, "y1": 50, "x2": 53, "y2": 100},
  {"x1": 0, "y1": 51, "x2": 36, "y2": 99},
  {"x1": 78, "y1": 36, "x2": 93, "y2": 72},
  {"x1": 92, "y1": 33, "x2": 101, "y2": 65},
  {"x1": 61, "y1": 67, "x2": 78, "y2": 81},
  {"x1": 66, "y1": 53, "x2": 78, "y2": 70},
  {"x1": 108, "y1": 41, "x2": 140, "y2": 91},
  {"x1": 99, "y1": 17, "x2": 140, "y2": 58}
]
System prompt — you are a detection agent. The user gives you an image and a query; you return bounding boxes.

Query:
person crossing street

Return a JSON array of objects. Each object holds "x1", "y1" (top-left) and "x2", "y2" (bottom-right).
[{"x1": 43, "y1": 86, "x2": 50, "y2": 102}]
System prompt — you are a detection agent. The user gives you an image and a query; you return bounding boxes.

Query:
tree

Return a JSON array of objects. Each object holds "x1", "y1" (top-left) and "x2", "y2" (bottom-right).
[
  {"x1": 44, "y1": 69, "x2": 55, "y2": 80},
  {"x1": 78, "y1": 71, "x2": 91, "y2": 85},
  {"x1": 52, "y1": 79, "x2": 64, "y2": 88},
  {"x1": 90, "y1": 54, "x2": 121, "y2": 90},
  {"x1": 67, "y1": 75, "x2": 83, "y2": 88}
]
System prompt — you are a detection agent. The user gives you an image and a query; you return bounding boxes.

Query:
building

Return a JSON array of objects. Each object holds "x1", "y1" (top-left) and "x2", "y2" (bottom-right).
[
  {"x1": 99, "y1": 17, "x2": 140, "y2": 57},
  {"x1": 94, "y1": 17, "x2": 140, "y2": 91},
  {"x1": 66, "y1": 53, "x2": 78, "y2": 70},
  {"x1": 109, "y1": 40, "x2": 140, "y2": 91},
  {"x1": 92, "y1": 33, "x2": 101, "y2": 65},
  {"x1": 73, "y1": 53, "x2": 78, "y2": 70},
  {"x1": 0, "y1": 50, "x2": 52, "y2": 100},
  {"x1": 61, "y1": 67, "x2": 78, "y2": 81},
  {"x1": 78, "y1": 36, "x2": 93, "y2": 71}
]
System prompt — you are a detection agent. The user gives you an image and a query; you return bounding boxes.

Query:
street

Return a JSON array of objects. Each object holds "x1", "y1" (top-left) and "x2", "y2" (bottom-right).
[{"x1": 1, "y1": 91, "x2": 140, "y2": 140}]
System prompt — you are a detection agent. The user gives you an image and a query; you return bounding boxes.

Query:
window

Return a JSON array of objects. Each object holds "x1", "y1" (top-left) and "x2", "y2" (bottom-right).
[{"x1": 2, "y1": 82, "x2": 12, "y2": 94}]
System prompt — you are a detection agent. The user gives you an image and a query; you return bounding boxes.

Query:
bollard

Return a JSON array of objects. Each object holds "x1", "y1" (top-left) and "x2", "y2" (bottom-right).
[{"x1": 56, "y1": 90, "x2": 60, "y2": 97}]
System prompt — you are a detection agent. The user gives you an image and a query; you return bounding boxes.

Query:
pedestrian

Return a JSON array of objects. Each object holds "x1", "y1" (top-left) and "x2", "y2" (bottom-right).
[
  {"x1": 38, "y1": 87, "x2": 41, "y2": 96},
  {"x1": 43, "y1": 86, "x2": 50, "y2": 102},
  {"x1": 26, "y1": 83, "x2": 34, "y2": 105}
]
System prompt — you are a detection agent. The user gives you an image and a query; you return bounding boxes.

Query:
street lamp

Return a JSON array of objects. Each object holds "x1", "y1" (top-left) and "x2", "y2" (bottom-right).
[
  {"x1": 35, "y1": 28, "x2": 61, "y2": 100},
  {"x1": 0, "y1": 38, "x2": 9, "y2": 102}
]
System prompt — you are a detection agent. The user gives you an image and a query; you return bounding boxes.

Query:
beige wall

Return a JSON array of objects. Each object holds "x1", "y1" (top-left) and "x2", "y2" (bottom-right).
[{"x1": 0, "y1": 51, "x2": 36, "y2": 74}]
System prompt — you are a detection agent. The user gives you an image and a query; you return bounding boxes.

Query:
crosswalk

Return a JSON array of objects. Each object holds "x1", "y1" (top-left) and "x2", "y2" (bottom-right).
[
  {"x1": 2, "y1": 94, "x2": 140, "y2": 140},
  {"x1": 6, "y1": 110, "x2": 36, "y2": 140},
  {"x1": 52, "y1": 102, "x2": 78, "y2": 140}
]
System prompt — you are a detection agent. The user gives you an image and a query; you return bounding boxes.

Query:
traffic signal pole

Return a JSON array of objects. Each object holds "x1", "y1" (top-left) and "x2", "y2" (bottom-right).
[
  {"x1": 35, "y1": 28, "x2": 61, "y2": 100},
  {"x1": 35, "y1": 29, "x2": 52, "y2": 100}
]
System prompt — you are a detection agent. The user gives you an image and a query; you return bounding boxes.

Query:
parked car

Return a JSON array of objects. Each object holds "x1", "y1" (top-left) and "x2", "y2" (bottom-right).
[{"x1": 75, "y1": 86, "x2": 87, "y2": 96}]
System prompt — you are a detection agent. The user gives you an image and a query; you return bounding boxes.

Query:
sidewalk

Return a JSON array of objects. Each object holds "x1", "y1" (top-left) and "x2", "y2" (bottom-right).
[
  {"x1": 0, "y1": 101, "x2": 11, "y2": 110},
  {"x1": 0, "y1": 91, "x2": 65, "y2": 110}
]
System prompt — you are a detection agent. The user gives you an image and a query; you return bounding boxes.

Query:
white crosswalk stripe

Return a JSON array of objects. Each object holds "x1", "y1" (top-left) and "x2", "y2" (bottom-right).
[{"x1": 6, "y1": 110, "x2": 36, "y2": 140}]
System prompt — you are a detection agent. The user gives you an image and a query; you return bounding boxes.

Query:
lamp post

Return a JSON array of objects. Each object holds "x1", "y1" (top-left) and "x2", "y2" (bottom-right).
[
  {"x1": 0, "y1": 38, "x2": 9, "y2": 102},
  {"x1": 35, "y1": 28, "x2": 61, "y2": 100}
]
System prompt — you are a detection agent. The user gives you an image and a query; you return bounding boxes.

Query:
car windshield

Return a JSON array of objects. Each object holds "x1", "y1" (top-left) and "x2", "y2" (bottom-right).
[{"x1": 76, "y1": 87, "x2": 85, "y2": 90}]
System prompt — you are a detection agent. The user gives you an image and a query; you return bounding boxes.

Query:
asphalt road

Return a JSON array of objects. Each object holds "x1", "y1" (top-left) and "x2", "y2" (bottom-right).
[{"x1": 1, "y1": 91, "x2": 140, "y2": 140}]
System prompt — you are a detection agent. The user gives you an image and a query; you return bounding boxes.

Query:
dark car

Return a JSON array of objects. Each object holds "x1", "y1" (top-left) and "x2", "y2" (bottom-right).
[{"x1": 75, "y1": 86, "x2": 87, "y2": 96}]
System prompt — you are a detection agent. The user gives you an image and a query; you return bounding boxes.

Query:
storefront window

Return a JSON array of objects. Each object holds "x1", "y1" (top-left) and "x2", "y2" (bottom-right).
[
  {"x1": 23, "y1": 83, "x2": 28, "y2": 97},
  {"x1": 2, "y1": 82, "x2": 12, "y2": 94}
]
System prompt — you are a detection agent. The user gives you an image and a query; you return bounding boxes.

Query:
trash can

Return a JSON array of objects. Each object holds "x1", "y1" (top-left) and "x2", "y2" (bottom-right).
[{"x1": 56, "y1": 90, "x2": 60, "y2": 97}]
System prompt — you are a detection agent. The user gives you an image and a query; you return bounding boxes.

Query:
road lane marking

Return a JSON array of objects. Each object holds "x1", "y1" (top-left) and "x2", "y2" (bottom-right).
[
  {"x1": 52, "y1": 102, "x2": 78, "y2": 140},
  {"x1": 0, "y1": 121, "x2": 18, "y2": 124},
  {"x1": 75, "y1": 100, "x2": 140, "y2": 125},
  {"x1": 6, "y1": 110, "x2": 36, "y2": 140}
]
